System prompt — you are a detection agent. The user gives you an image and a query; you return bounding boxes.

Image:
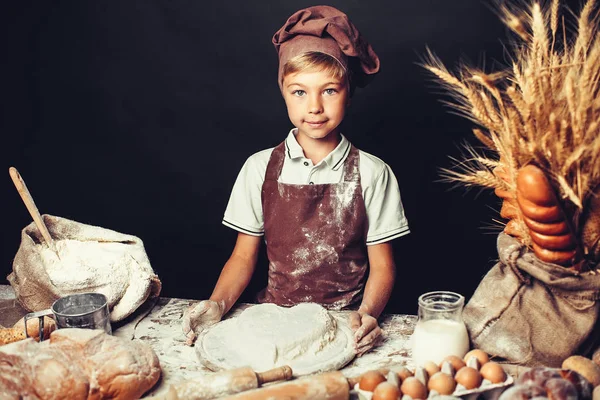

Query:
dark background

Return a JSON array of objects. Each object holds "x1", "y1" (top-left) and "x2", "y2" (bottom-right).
[{"x1": 1, "y1": 1, "x2": 578, "y2": 315}]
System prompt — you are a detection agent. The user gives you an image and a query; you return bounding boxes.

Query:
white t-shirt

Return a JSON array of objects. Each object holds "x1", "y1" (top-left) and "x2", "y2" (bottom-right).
[{"x1": 223, "y1": 129, "x2": 410, "y2": 245}]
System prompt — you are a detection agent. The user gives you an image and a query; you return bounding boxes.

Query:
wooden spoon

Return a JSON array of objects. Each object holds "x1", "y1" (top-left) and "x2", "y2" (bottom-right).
[{"x1": 9, "y1": 167, "x2": 57, "y2": 252}]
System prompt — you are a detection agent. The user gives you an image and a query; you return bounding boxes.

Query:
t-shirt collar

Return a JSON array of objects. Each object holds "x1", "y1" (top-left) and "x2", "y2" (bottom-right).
[{"x1": 284, "y1": 128, "x2": 351, "y2": 171}]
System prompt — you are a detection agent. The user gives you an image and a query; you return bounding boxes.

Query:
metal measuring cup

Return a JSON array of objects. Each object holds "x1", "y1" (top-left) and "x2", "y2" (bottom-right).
[{"x1": 24, "y1": 292, "x2": 112, "y2": 341}]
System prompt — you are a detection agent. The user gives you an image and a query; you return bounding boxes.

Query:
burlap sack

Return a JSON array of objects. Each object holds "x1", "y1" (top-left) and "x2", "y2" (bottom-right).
[
  {"x1": 464, "y1": 233, "x2": 600, "y2": 367},
  {"x1": 8, "y1": 215, "x2": 161, "y2": 322}
]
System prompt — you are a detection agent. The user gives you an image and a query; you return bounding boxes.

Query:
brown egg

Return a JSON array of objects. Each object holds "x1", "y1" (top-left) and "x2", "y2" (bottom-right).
[
  {"x1": 463, "y1": 349, "x2": 489, "y2": 366},
  {"x1": 454, "y1": 366, "x2": 483, "y2": 390},
  {"x1": 372, "y1": 381, "x2": 401, "y2": 400},
  {"x1": 396, "y1": 366, "x2": 413, "y2": 382},
  {"x1": 400, "y1": 376, "x2": 428, "y2": 400},
  {"x1": 359, "y1": 370, "x2": 387, "y2": 391},
  {"x1": 427, "y1": 371, "x2": 457, "y2": 395},
  {"x1": 479, "y1": 362, "x2": 507, "y2": 384},
  {"x1": 441, "y1": 355, "x2": 466, "y2": 371},
  {"x1": 423, "y1": 360, "x2": 441, "y2": 377}
]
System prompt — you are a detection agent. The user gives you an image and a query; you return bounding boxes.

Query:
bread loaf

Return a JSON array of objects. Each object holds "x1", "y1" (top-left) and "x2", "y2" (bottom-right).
[
  {"x1": 516, "y1": 165, "x2": 581, "y2": 267},
  {"x1": 0, "y1": 328, "x2": 161, "y2": 399}
]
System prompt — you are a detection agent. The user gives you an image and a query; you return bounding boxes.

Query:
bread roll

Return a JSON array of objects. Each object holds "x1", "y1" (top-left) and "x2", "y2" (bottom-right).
[
  {"x1": 0, "y1": 316, "x2": 57, "y2": 346},
  {"x1": 562, "y1": 355, "x2": 600, "y2": 387}
]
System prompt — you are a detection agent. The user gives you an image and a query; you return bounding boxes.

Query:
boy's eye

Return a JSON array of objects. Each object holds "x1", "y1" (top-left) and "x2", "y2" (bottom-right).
[
  {"x1": 292, "y1": 90, "x2": 306, "y2": 97},
  {"x1": 324, "y1": 88, "x2": 337, "y2": 95}
]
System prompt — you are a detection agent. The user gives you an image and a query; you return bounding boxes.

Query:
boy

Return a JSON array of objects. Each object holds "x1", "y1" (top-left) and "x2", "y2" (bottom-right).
[{"x1": 183, "y1": 6, "x2": 409, "y2": 356}]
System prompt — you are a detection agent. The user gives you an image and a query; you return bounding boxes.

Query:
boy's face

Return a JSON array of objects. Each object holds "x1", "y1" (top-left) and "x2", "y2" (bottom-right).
[{"x1": 282, "y1": 69, "x2": 349, "y2": 142}]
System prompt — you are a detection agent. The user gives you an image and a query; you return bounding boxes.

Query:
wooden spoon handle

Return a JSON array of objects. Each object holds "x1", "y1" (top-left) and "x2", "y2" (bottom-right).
[
  {"x1": 9, "y1": 167, "x2": 56, "y2": 250},
  {"x1": 255, "y1": 365, "x2": 293, "y2": 385}
]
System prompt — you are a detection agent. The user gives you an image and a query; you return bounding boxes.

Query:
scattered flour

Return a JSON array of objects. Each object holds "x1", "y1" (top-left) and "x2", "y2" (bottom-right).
[{"x1": 39, "y1": 239, "x2": 132, "y2": 307}]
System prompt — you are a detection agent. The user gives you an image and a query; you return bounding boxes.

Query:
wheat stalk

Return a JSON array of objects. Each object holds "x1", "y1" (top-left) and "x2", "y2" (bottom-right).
[
  {"x1": 425, "y1": 0, "x2": 600, "y2": 248},
  {"x1": 502, "y1": 6, "x2": 530, "y2": 41},
  {"x1": 550, "y1": 0, "x2": 560, "y2": 43},
  {"x1": 472, "y1": 128, "x2": 496, "y2": 149},
  {"x1": 574, "y1": 0, "x2": 595, "y2": 61}
]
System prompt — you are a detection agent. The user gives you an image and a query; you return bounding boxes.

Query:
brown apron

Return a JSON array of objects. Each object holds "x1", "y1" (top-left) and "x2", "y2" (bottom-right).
[{"x1": 258, "y1": 141, "x2": 368, "y2": 309}]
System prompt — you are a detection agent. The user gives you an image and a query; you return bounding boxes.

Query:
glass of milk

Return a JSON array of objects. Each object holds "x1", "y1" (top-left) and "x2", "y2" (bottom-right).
[{"x1": 411, "y1": 291, "x2": 469, "y2": 367}]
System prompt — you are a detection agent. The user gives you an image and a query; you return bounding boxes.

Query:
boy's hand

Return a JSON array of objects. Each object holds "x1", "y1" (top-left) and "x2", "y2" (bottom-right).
[
  {"x1": 182, "y1": 300, "x2": 225, "y2": 346},
  {"x1": 349, "y1": 311, "x2": 382, "y2": 357}
]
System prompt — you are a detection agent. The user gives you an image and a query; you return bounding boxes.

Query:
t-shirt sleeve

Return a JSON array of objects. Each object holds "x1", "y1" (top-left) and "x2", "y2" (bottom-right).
[
  {"x1": 364, "y1": 163, "x2": 410, "y2": 245},
  {"x1": 222, "y1": 153, "x2": 268, "y2": 236}
]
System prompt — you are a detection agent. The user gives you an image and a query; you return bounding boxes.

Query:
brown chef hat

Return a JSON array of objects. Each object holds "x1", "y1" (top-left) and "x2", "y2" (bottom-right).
[{"x1": 272, "y1": 5, "x2": 380, "y2": 90}]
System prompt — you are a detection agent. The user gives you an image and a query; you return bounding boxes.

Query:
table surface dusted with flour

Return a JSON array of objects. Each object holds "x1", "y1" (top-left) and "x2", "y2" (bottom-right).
[{"x1": 0, "y1": 284, "x2": 417, "y2": 397}]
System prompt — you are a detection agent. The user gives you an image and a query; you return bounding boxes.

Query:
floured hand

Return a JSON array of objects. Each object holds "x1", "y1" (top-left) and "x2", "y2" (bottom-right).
[
  {"x1": 349, "y1": 311, "x2": 382, "y2": 357},
  {"x1": 182, "y1": 300, "x2": 225, "y2": 346}
]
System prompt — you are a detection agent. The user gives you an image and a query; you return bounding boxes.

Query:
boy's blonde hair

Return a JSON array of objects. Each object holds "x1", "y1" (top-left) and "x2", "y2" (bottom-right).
[{"x1": 282, "y1": 51, "x2": 350, "y2": 88}]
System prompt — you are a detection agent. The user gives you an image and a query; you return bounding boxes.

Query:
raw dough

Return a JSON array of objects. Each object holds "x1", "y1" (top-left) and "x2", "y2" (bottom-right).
[
  {"x1": 197, "y1": 303, "x2": 356, "y2": 376},
  {"x1": 239, "y1": 303, "x2": 336, "y2": 361}
]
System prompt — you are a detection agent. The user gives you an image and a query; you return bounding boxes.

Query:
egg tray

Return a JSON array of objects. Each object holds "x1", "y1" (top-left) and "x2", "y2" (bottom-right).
[{"x1": 351, "y1": 375, "x2": 514, "y2": 400}]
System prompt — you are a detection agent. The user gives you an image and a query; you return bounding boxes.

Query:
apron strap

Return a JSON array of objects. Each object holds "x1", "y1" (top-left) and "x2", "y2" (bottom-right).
[
  {"x1": 342, "y1": 145, "x2": 360, "y2": 182},
  {"x1": 264, "y1": 142, "x2": 287, "y2": 182}
]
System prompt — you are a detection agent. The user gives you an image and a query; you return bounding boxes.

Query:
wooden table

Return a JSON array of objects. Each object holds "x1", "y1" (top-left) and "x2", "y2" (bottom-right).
[{"x1": 0, "y1": 285, "x2": 417, "y2": 397}]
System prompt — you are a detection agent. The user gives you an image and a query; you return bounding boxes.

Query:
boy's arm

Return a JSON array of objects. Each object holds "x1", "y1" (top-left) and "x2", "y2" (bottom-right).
[
  {"x1": 210, "y1": 232, "x2": 262, "y2": 314},
  {"x1": 360, "y1": 242, "x2": 396, "y2": 318},
  {"x1": 183, "y1": 232, "x2": 261, "y2": 344},
  {"x1": 350, "y1": 242, "x2": 396, "y2": 355}
]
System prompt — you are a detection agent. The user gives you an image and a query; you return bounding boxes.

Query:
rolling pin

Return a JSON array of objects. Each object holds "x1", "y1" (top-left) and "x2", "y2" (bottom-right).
[
  {"x1": 220, "y1": 371, "x2": 349, "y2": 400},
  {"x1": 166, "y1": 365, "x2": 293, "y2": 400}
]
